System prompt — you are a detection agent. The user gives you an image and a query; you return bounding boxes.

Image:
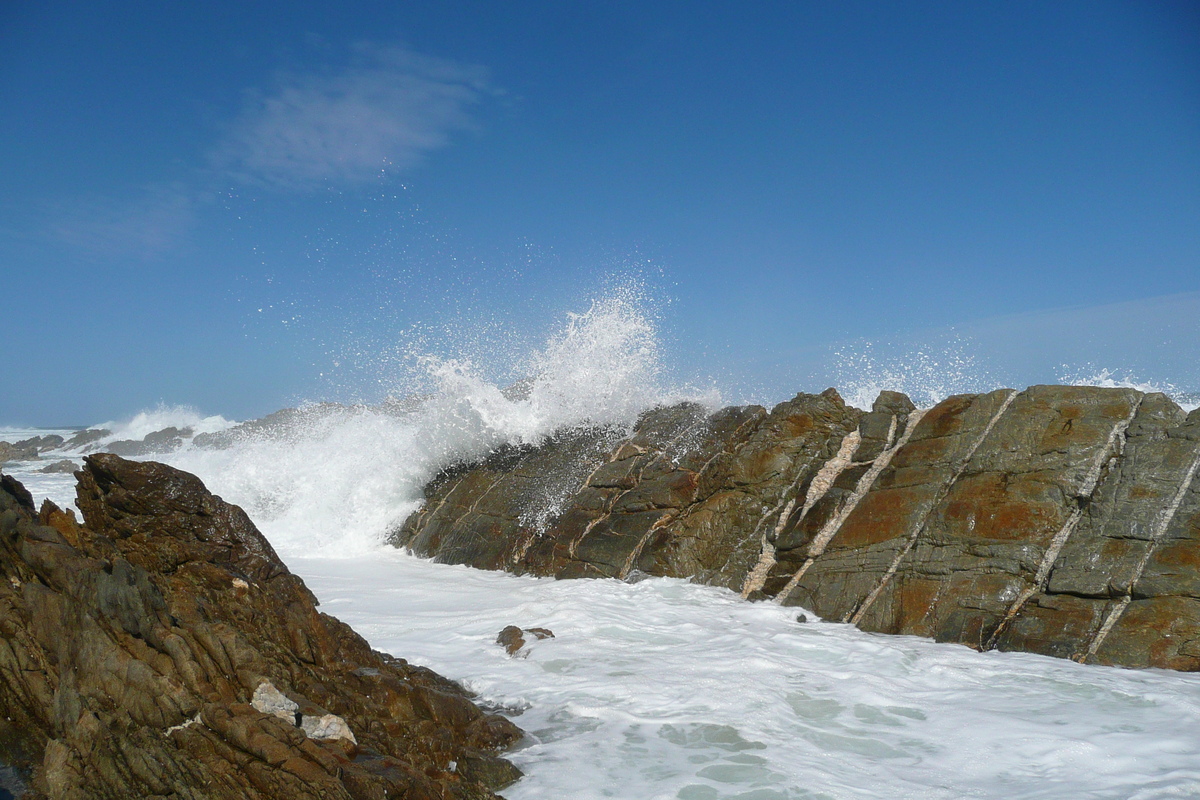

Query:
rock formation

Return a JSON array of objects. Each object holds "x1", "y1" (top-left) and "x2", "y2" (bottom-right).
[
  {"x1": 0, "y1": 454, "x2": 522, "y2": 799},
  {"x1": 393, "y1": 385, "x2": 1200, "y2": 671}
]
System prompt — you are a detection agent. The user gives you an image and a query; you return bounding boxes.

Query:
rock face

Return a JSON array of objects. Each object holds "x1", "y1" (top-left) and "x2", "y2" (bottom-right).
[
  {"x1": 0, "y1": 454, "x2": 522, "y2": 799},
  {"x1": 394, "y1": 385, "x2": 1200, "y2": 671}
]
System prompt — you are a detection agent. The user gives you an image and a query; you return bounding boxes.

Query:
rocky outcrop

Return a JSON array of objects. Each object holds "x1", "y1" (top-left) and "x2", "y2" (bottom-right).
[
  {"x1": 394, "y1": 385, "x2": 1200, "y2": 671},
  {"x1": 0, "y1": 454, "x2": 522, "y2": 799}
]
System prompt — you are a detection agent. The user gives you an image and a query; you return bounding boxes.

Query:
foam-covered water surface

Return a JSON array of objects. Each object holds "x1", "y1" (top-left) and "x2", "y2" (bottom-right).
[{"x1": 294, "y1": 551, "x2": 1200, "y2": 800}]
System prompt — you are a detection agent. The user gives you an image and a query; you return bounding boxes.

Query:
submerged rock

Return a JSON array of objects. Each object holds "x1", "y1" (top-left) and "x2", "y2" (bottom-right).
[
  {"x1": 0, "y1": 455, "x2": 522, "y2": 799},
  {"x1": 396, "y1": 385, "x2": 1200, "y2": 671}
]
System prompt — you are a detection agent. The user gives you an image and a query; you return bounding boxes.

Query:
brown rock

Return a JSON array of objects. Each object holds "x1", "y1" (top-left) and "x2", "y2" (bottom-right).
[
  {"x1": 395, "y1": 385, "x2": 1200, "y2": 671},
  {"x1": 0, "y1": 454, "x2": 523, "y2": 799},
  {"x1": 496, "y1": 626, "x2": 554, "y2": 657},
  {"x1": 496, "y1": 626, "x2": 525, "y2": 657}
]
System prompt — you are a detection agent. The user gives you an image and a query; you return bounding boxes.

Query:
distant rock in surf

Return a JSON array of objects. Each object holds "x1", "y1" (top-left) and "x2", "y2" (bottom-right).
[
  {"x1": 34, "y1": 459, "x2": 78, "y2": 474},
  {"x1": 104, "y1": 425, "x2": 193, "y2": 456},
  {"x1": 61, "y1": 428, "x2": 109, "y2": 451},
  {"x1": 0, "y1": 436, "x2": 64, "y2": 464},
  {"x1": 191, "y1": 404, "x2": 347, "y2": 449},
  {"x1": 0, "y1": 455, "x2": 522, "y2": 799},
  {"x1": 395, "y1": 384, "x2": 1200, "y2": 672}
]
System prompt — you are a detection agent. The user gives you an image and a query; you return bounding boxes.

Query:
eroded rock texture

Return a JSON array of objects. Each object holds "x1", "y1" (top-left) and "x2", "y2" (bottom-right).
[
  {"x1": 0, "y1": 454, "x2": 522, "y2": 799},
  {"x1": 394, "y1": 385, "x2": 1200, "y2": 671}
]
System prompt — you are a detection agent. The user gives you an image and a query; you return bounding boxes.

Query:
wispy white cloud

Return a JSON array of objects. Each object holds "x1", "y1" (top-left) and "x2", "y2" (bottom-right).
[
  {"x1": 45, "y1": 184, "x2": 197, "y2": 260},
  {"x1": 215, "y1": 43, "x2": 491, "y2": 189},
  {"x1": 35, "y1": 43, "x2": 489, "y2": 258}
]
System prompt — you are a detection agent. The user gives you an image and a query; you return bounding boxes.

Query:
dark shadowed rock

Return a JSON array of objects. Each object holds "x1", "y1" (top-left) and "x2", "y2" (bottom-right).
[
  {"x1": 0, "y1": 455, "x2": 522, "y2": 799},
  {"x1": 396, "y1": 385, "x2": 1200, "y2": 671}
]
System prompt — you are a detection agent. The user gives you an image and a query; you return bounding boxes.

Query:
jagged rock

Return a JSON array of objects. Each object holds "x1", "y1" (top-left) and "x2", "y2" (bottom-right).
[
  {"x1": 396, "y1": 385, "x2": 1200, "y2": 671},
  {"x1": 395, "y1": 390, "x2": 863, "y2": 594},
  {"x1": 0, "y1": 455, "x2": 522, "y2": 799}
]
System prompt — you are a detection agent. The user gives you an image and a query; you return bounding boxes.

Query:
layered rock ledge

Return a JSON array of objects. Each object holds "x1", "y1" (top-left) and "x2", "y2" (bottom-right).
[
  {"x1": 0, "y1": 454, "x2": 521, "y2": 799},
  {"x1": 393, "y1": 385, "x2": 1200, "y2": 671}
]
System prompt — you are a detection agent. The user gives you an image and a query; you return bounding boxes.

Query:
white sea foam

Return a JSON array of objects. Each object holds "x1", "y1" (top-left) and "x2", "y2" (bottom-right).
[{"x1": 296, "y1": 551, "x2": 1200, "y2": 800}]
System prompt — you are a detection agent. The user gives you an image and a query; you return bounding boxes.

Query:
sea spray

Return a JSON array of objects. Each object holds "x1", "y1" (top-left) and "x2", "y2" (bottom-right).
[
  {"x1": 831, "y1": 334, "x2": 996, "y2": 410},
  {"x1": 93, "y1": 405, "x2": 236, "y2": 442},
  {"x1": 161, "y1": 290, "x2": 712, "y2": 557},
  {"x1": 1060, "y1": 365, "x2": 1200, "y2": 411}
]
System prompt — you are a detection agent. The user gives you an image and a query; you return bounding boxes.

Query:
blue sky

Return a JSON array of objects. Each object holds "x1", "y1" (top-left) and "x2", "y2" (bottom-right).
[{"x1": 2, "y1": 1, "x2": 1198, "y2": 424}]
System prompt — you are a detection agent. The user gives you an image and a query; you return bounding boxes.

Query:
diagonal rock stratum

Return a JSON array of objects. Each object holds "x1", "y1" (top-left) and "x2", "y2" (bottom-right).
[{"x1": 393, "y1": 385, "x2": 1200, "y2": 671}]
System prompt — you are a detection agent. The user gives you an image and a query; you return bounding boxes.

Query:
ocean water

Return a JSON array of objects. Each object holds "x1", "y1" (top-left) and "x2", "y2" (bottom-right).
[{"x1": 6, "y1": 291, "x2": 1200, "y2": 798}]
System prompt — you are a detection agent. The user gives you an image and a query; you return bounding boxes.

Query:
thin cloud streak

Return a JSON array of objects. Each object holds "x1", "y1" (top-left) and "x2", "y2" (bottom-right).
[
  {"x1": 44, "y1": 184, "x2": 197, "y2": 260},
  {"x1": 215, "y1": 43, "x2": 491, "y2": 190}
]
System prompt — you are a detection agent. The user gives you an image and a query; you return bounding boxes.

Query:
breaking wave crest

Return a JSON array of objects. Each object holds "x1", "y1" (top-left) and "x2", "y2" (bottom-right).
[
  {"x1": 1060, "y1": 366, "x2": 1200, "y2": 411},
  {"x1": 160, "y1": 289, "x2": 712, "y2": 557}
]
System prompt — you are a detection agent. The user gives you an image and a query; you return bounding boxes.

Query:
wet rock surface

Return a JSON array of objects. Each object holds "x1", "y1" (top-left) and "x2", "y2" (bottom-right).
[
  {"x1": 495, "y1": 627, "x2": 555, "y2": 658},
  {"x1": 395, "y1": 385, "x2": 1200, "y2": 671},
  {"x1": 0, "y1": 454, "x2": 522, "y2": 799}
]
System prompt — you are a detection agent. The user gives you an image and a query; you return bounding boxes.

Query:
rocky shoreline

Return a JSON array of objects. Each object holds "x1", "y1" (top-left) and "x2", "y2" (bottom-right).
[
  {"x1": 0, "y1": 455, "x2": 521, "y2": 799},
  {"x1": 4, "y1": 383, "x2": 1200, "y2": 794},
  {"x1": 394, "y1": 385, "x2": 1200, "y2": 671}
]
